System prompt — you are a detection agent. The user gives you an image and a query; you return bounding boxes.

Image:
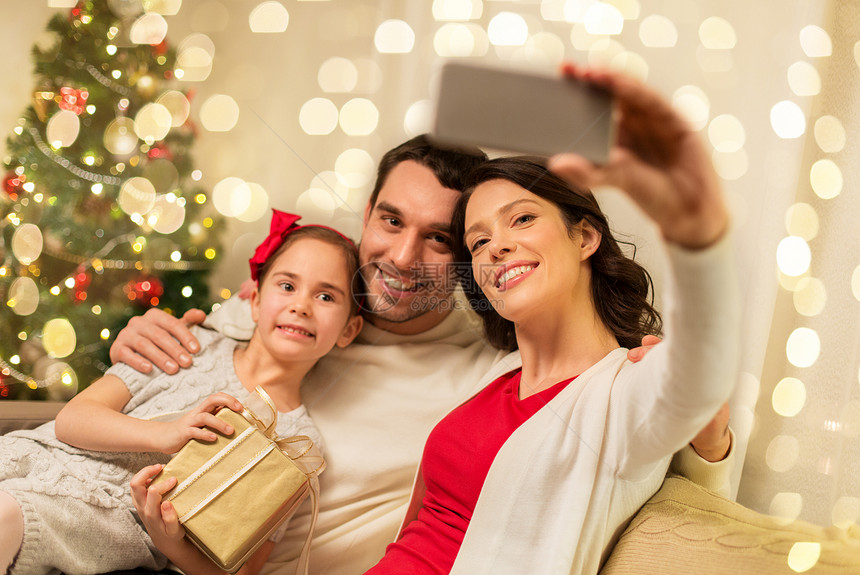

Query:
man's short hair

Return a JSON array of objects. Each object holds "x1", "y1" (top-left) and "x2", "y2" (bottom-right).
[{"x1": 368, "y1": 134, "x2": 488, "y2": 208}]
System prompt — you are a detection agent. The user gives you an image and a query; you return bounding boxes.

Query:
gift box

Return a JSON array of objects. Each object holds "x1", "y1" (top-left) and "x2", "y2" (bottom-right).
[{"x1": 151, "y1": 387, "x2": 324, "y2": 574}]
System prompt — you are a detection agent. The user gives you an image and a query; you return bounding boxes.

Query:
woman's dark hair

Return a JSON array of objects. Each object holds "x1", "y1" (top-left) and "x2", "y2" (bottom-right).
[
  {"x1": 368, "y1": 134, "x2": 488, "y2": 208},
  {"x1": 451, "y1": 156, "x2": 662, "y2": 352},
  {"x1": 256, "y1": 226, "x2": 363, "y2": 316}
]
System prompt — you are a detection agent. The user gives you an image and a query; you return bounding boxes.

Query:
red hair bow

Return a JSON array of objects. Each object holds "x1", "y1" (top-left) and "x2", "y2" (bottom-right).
[{"x1": 248, "y1": 210, "x2": 302, "y2": 282}]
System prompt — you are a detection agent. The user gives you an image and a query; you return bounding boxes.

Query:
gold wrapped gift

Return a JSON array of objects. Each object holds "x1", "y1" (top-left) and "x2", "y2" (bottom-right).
[{"x1": 151, "y1": 387, "x2": 324, "y2": 574}]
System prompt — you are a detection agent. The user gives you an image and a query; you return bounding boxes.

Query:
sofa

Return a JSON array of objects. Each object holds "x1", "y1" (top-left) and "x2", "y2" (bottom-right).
[
  {"x1": 3, "y1": 404, "x2": 859, "y2": 574},
  {"x1": 600, "y1": 475, "x2": 860, "y2": 574}
]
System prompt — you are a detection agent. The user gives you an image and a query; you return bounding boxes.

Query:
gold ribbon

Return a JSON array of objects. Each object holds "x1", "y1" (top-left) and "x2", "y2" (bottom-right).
[{"x1": 239, "y1": 386, "x2": 325, "y2": 575}]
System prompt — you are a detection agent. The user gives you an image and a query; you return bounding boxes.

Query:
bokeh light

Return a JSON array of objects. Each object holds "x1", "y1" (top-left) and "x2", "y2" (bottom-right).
[
  {"x1": 300, "y1": 97, "x2": 339, "y2": 135},
  {"x1": 672, "y1": 85, "x2": 710, "y2": 131},
  {"x1": 233, "y1": 182, "x2": 270, "y2": 222},
  {"x1": 777, "y1": 236, "x2": 811, "y2": 277},
  {"x1": 11, "y1": 224, "x2": 44, "y2": 265},
  {"x1": 432, "y1": 0, "x2": 482, "y2": 21},
  {"x1": 335, "y1": 148, "x2": 375, "y2": 188},
  {"x1": 772, "y1": 377, "x2": 807, "y2": 417},
  {"x1": 765, "y1": 434, "x2": 800, "y2": 472},
  {"x1": 46, "y1": 109, "x2": 80, "y2": 148},
  {"x1": 769, "y1": 491, "x2": 803, "y2": 524},
  {"x1": 148, "y1": 195, "x2": 186, "y2": 234},
  {"x1": 176, "y1": 38, "x2": 214, "y2": 82},
  {"x1": 434, "y1": 23, "x2": 488, "y2": 58},
  {"x1": 799, "y1": 25, "x2": 832, "y2": 57},
  {"x1": 42, "y1": 318, "x2": 77, "y2": 359},
  {"x1": 156, "y1": 90, "x2": 191, "y2": 127},
  {"x1": 297, "y1": 187, "x2": 340, "y2": 221},
  {"x1": 639, "y1": 14, "x2": 677, "y2": 47},
  {"x1": 809, "y1": 159, "x2": 842, "y2": 199},
  {"x1": 771, "y1": 100, "x2": 806, "y2": 139},
  {"x1": 583, "y1": 2, "x2": 624, "y2": 35},
  {"x1": 785, "y1": 203, "x2": 819, "y2": 241},
  {"x1": 213, "y1": 177, "x2": 250, "y2": 217},
  {"x1": 711, "y1": 149, "x2": 748, "y2": 181},
  {"x1": 8, "y1": 277, "x2": 40, "y2": 317},
  {"x1": 708, "y1": 114, "x2": 745, "y2": 152},
  {"x1": 249, "y1": 2, "x2": 289, "y2": 33},
  {"x1": 200, "y1": 94, "x2": 240, "y2": 132},
  {"x1": 130, "y1": 13, "x2": 168, "y2": 45},
  {"x1": 786, "y1": 327, "x2": 820, "y2": 368},
  {"x1": 813, "y1": 115, "x2": 846, "y2": 153},
  {"x1": 339, "y1": 98, "x2": 378, "y2": 136},
  {"x1": 374, "y1": 19, "x2": 415, "y2": 53},
  {"x1": 787, "y1": 61, "x2": 821, "y2": 96},
  {"x1": 104, "y1": 117, "x2": 139, "y2": 155},
  {"x1": 488, "y1": 12, "x2": 528, "y2": 46},
  {"x1": 699, "y1": 17, "x2": 736, "y2": 49},
  {"x1": 119, "y1": 177, "x2": 157, "y2": 216},
  {"x1": 318, "y1": 57, "x2": 358, "y2": 92},
  {"x1": 134, "y1": 102, "x2": 172, "y2": 142},
  {"x1": 792, "y1": 277, "x2": 826, "y2": 317},
  {"x1": 788, "y1": 542, "x2": 820, "y2": 573}
]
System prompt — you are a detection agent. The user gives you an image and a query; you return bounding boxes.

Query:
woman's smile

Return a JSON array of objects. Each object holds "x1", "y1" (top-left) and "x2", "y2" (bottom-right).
[{"x1": 494, "y1": 261, "x2": 539, "y2": 291}]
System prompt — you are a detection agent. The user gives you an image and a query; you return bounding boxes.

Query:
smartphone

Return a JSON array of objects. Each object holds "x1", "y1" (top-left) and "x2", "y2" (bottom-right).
[{"x1": 431, "y1": 61, "x2": 614, "y2": 163}]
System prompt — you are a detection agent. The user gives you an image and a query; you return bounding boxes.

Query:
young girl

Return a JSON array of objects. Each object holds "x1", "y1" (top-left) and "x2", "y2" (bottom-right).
[
  {"x1": 0, "y1": 210, "x2": 363, "y2": 575},
  {"x1": 365, "y1": 66, "x2": 739, "y2": 574}
]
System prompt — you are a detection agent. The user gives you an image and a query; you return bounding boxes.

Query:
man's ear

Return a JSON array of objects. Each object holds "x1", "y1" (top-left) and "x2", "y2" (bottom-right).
[
  {"x1": 579, "y1": 221, "x2": 602, "y2": 261},
  {"x1": 363, "y1": 202, "x2": 372, "y2": 226},
  {"x1": 336, "y1": 314, "x2": 364, "y2": 348}
]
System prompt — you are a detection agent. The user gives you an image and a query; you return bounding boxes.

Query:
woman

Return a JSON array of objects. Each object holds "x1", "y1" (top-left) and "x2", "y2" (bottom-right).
[{"x1": 366, "y1": 65, "x2": 739, "y2": 574}]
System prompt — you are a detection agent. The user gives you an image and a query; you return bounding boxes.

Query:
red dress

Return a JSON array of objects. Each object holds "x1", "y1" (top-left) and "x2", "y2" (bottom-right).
[{"x1": 365, "y1": 369, "x2": 574, "y2": 574}]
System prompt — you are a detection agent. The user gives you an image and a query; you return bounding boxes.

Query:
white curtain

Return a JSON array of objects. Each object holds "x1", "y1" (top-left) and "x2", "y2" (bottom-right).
[{"x1": 737, "y1": 0, "x2": 860, "y2": 528}]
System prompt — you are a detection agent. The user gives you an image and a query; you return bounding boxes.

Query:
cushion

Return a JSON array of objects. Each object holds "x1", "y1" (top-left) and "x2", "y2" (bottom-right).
[{"x1": 600, "y1": 475, "x2": 860, "y2": 574}]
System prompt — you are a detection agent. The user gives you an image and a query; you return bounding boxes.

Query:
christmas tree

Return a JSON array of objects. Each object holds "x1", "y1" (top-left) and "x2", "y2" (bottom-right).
[{"x1": 1, "y1": 0, "x2": 222, "y2": 401}]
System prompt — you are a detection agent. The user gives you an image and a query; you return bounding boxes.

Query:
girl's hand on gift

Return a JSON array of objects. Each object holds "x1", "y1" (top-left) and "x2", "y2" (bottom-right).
[
  {"x1": 159, "y1": 393, "x2": 244, "y2": 454},
  {"x1": 131, "y1": 464, "x2": 185, "y2": 546},
  {"x1": 132, "y1": 464, "x2": 230, "y2": 575}
]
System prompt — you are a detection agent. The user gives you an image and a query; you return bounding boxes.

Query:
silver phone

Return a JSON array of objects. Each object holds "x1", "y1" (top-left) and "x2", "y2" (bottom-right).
[{"x1": 431, "y1": 61, "x2": 614, "y2": 163}]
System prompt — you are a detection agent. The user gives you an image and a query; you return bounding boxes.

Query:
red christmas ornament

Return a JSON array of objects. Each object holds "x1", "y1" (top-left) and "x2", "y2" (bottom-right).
[
  {"x1": 152, "y1": 40, "x2": 169, "y2": 56},
  {"x1": 58, "y1": 87, "x2": 89, "y2": 115},
  {"x1": 3, "y1": 172, "x2": 25, "y2": 201},
  {"x1": 147, "y1": 142, "x2": 173, "y2": 161},
  {"x1": 73, "y1": 267, "x2": 91, "y2": 304},
  {"x1": 125, "y1": 275, "x2": 165, "y2": 307}
]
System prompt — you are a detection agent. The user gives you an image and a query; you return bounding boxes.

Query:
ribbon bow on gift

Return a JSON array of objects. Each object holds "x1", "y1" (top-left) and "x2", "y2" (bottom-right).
[
  {"x1": 162, "y1": 386, "x2": 325, "y2": 575},
  {"x1": 241, "y1": 386, "x2": 325, "y2": 575}
]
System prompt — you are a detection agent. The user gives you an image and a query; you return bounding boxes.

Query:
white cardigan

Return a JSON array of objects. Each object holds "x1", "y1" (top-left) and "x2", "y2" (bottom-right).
[{"x1": 450, "y1": 235, "x2": 741, "y2": 575}]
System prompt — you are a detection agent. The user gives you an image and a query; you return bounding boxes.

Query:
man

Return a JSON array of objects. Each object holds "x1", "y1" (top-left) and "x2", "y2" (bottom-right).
[{"x1": 112, "y1": 135, "x2": 732, "y2": 574}]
